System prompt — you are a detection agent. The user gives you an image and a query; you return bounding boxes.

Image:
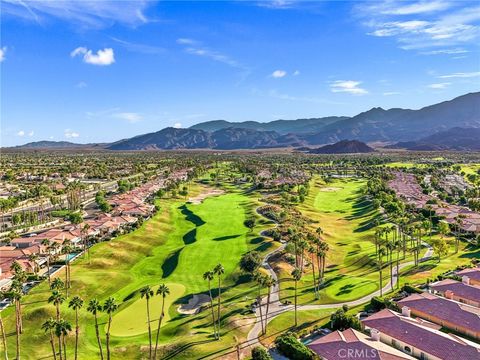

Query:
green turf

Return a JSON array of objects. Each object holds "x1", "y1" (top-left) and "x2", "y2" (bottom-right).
[
  {"x1": 110, "y1": 283, "x2": 185, "y2": 337},
  {"x1": 1, "y1": 182, "x2": 278, "y2": 359}
]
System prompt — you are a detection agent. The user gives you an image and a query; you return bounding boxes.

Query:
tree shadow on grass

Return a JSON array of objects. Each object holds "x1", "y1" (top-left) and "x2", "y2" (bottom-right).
[
  {"x1": 162, "y1": 247, "x2": 183, "y2": 278},
  {"x1": 213, "y1": 234, "x2": 240, "y2": 241},
  {"x1": 250, "y1": 236, "x2": 264, "y2": 244},
  {"x1": 183, "y1": 228, "x2": 197, "y2": 245},
  {"x1": 179, "y1": 204, "x2": 205, "y2": 226},
  {"x1": 254, "y1": 241, "x2": 273, "y2": 252}
]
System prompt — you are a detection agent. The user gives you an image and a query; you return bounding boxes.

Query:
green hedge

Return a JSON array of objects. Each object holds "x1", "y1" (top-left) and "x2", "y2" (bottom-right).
[
  {"x1": 274, "y1": 333, "x2": 317, "y2": 360},
  {"x1": 252, "y1": 346, "x2": 273, "y2": 360}
]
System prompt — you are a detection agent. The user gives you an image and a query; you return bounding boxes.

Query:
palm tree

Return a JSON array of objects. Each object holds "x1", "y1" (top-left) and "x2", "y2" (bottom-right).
[
  {"x1": 87, "y1": 298, "x2": 104, "y2": 360},
  {"x1": 8, "y1": 289, "x2": 22, "y2": 360},
  {"x1": 42, "y1": 318, "x2": 57, "y2": 360},
  {"x1": 103, "y1": 297, "x2": 118, "y2": 360},
  {"x1": 140, "y1": 286, "x2": 154, "y2": 359},
  {"x1": 213, "y1": 263, "x2": 224, "y2": 337},
  {"x1": 291, "y1": 267, "x2": 302, "y2": 327},
  {"x1": 153, "y1": 284, "x2": 170, "y2": 360},
  {"x1": 262, "y1": 275, "x2": 276, "y2": 335},
  {"x1": 253, "y1": 273, "x2": 265, "y2": 335},
  {"x1": 0, "y1": 311, "x2": 8, "y2": 360},
  {"x1": 28, "y1": 253, "x2": 39, "y2": 275},
  {"x1": 378, "y1": 247, "x2": 386, "y2": 296},
  {"x1": 62, "y1": 240, "x2": 73, "y2": 296},
  {"x1": 55, "y1": 319, "x2": 72, "y2": 360},
  {"x1": 68, "y1": 296, "x2": 83, "y2": 360},
  {"x1": 48, "y1": 290, "x2": 66, "y2": 321},
  {"x1": 41, "y1": 238, "x2": 52, "y2": 286},
  {"x1": 203, "y1": 271, "x2": 218, "y2": 339},
  {"x1": 51, "y1": 277, "x2": 65, "y2": 292}
]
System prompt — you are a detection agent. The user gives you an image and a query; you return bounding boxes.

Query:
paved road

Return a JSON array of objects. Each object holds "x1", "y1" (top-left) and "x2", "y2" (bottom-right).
[{"x1": 244, "y1": 214, "x2": 435, "y2": 347}]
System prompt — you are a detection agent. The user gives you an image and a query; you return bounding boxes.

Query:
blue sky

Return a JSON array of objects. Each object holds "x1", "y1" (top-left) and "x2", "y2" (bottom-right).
[{"x1": 1, "y1": 0, "x2": 479, "y2": 146}]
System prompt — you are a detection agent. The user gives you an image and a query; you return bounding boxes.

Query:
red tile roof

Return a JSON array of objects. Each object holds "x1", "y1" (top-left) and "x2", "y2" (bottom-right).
[
  {"x1": 431, "y1": 279, "x2": 480, "y2": 304},
  {"x1": 362, "y1": 309, "x2": 480, "y2": 360}
]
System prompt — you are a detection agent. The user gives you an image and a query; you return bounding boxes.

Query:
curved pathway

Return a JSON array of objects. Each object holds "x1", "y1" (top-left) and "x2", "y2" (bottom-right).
[{"x1": 244, "y1": 208, "x2": 434, "y2": 347}]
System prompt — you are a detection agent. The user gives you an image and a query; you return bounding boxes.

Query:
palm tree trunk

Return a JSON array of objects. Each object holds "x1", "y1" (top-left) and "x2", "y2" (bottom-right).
[
  {"x1": 257, "y1": 295, "x2": 264, "y2": 335},
  {"x1": 216, "y1": 277, "x2": 222, "y2": 338},
  {"x1": 294, "y1": 278, "x2": 298, "y2": 327},
  {"x1": 0, "y1": 313, "x2": 8, "y2": 360},
  {"x1": 153, "y1": 297, "x2": 165, "y2": 360},
  {"x1": 311, "y1": 253, "x2": 318, "y2": 299},
  {"x1": 47, "y1": 256, "x2": 51, "y2": 286},
  {"x1": 62, "y1": 335, "x2": 67, "y2": 360},
  {"x1": 207, "y1": 282, "x2": 218, "y2": 339},
  {"x1": 74, "y1": 310, "x2": 79, "y2": 360},
  {"x1": 146, "y1": 299, "x2": 152, "y2": 360},
  {"x1": 106, "y1": 316, "x2": 112, "y2": 360},
  {"x1": 18, "y1": 302, "x2": 22, "y2": 334},
  {"x1": 94, "y1": 315, "x2": 104, "y2": 360},
  {"x1": 49, "y1": 330, "x2": 57, "y2": 360},
  {"x1": 58, "y1": 334, "x2": 63, "y2": 360},
  {"x1": 15, "y1": 303, "x2": 20, "y2": 360},
  {"x1": 264, "y1": 292, "x2": 271, "y2": 334}
]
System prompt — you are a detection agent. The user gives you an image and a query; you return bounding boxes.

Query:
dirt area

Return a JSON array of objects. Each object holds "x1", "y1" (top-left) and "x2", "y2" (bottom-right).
[
  {"x1": 188, "y1": 189, "x2": 225, "y2": 204},
  {"x1": 320, "y1": 187, "x2": 342, "y2": 192},
  {"x1": 177, "y1": 294, "x2": 211, "y2": 315}
]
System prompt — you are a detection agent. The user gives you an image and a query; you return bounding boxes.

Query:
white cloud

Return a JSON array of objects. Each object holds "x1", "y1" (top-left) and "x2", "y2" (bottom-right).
[
  {"x1": 64, "y1": 129, "x2": 80, "y2": 139},
  {"x1": 177, "y1": 38, "x2": 197, "y2": 45},
  {"x1": 271, "y1": 70, "x2": 287, "y2": 78},
  {"x1": 111, "y1": 37, "x2": 164, "y2": 54},
  {"x1": 0, "y1": 47, "x2": 6, "y2": 62},
  {"x1": 28, "y1": 130, "x2": 34, "y2": 137},
  {"x1": 438, "y1": 71, "x2": 480, "y2": 78},
  {"x1": 173, "y1": 122, "x2": 182, "y2": 129},
  {"x1": 330, "y1": 80, "x2": 368, "y2": 95},
  {"x1": 257, "y1": 0, "x2": 296, "y2": 9},
  {"x1": 361, "y1": 2, "x2": 480, "y2": 50},
  {"x1": 428, "y1": 82, "x2": 450, "y2": 89},
  {"x1": 383, "y1": 91, "x2": 401, "y2": 96},
  {"x1": 17, "y1": 130, "x2": 25, "y2": 137},
  {"x1": 421, "y1": 48, "x2": 469, "y2": 55},
  {"x1": 71, "y1": 47, "x2": 115, "y2": 66},
  {"x1": 113, "y1": 112, "x2": 142, "y2": 123},
  {"x1": 380, "y1": 1, "x2": 452, "y2": 15},
  {"x1": 76, "y1": 81, "x2": 87, "y2": 88},
  {"x1": 293, "y1": 70, "x2": 300, "y2": 76},
  {"x1": 1, "y1": 0, "x2": 151, "y2": 29}
]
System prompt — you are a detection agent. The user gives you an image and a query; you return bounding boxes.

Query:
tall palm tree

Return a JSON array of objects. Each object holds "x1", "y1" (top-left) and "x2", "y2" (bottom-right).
[
  {"x1": 262, "y1": 275, "x2": 276, "y2": 335},
  {"x1": 62, "y1": 240, "x2": 73, "y2": 297},
  {"x1": 42, "y1": 317, "x2": 57, "y2": 360},
  {"x1": 0, "y1": 311, "x2": 8, "y2": 360},
  {"x1": 87, "y1": 298, "x2": 104, "y2": 360},
  {"x1": 28, "y1": 253, "x2": 39, "y2": 276},
  {"x1": 41, "y1": 238, "x2": 52, "y2": 286},
  {"x1": 378, "y1": 247, "x2": 386, "y2": 297},
  {"x1": 140, "y1": 286, "x2": 154, "y2": 359},
  {"x1": 213, "y1": 263, "x2": 224, "y2": 338},
  {"x1": 55, "y1": 319, "x2": 72, "y2": 360},
  {"x1": 8, "y1": 289, "x2": 22, "y2": 360},
  {"x1": 153, "y1": 284, "x2": 170, "y2": 360},
  {"x1": 68, "y1": 296, "x2": 83, "y2": 360},
  {"x1": 48, "y1": 290, "x2": 66, "y2": 321},
  {"x1": 103, "y1": 297, "x2": 118, "y2": 360},
  {"x1": 203, "y1": 271, "x2": 218, "y2": 339},
  {"x1": 253, "y1": 272, "x2": 265, "y2": 335},
  {"x1": 291, "y1": 268, "x2": 302, "y2": 327}
]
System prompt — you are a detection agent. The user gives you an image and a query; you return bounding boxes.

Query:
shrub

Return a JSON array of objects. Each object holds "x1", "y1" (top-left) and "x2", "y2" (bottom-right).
[
  {"x1": 274, "y1": 333, "x2": 317, "y2": 360},
  {"x1": 402, "y1": 284, "x2": 422, "y2": 294},
  {"x1": 240, "y1": 251, "x2": 262, "y2": 273},
  {"x1": 370, "y1": 296, "x2": 387, "y2": 311},
  {"x1": 330, "y1": 309, "x2": 361, "y2": 331},
  {"x1": 252, "y1": 346, "x2": 273, "y2": 360}
]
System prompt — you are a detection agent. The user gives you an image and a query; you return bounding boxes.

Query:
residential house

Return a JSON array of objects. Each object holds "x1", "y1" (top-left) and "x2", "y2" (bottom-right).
[{"x1": 430, "y1": 278, "x2": 480, "y2": 308}]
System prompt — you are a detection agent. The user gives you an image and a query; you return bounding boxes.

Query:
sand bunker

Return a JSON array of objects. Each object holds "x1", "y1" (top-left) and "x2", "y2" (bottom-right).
[
  {"x1": 320, "y1": 187, "x2": 342, "y2": 192},
  {"x1": 188, "y1": 189, "x2": 225, "y2": 204},
  {"x1": 177, "y1": 294, "x2": 211, "y2": 315}
]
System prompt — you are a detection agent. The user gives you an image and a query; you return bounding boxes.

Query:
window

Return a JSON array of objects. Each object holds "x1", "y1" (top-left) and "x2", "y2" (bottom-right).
[
  {"x1": 404, "y1": 346, "x2": 412, "y2": 354},
  {"x1": 420, "y1": 352, "x2": 427, "y2": 360}
]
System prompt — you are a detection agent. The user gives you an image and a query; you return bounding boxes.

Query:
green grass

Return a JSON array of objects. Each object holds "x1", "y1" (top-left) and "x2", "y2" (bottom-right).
[
  {"x1": 2, "y1": 182, "x2": 278, "y2": 359},
  {"x1": 261, "y1": 309, "x2": 336, "y2": 346},
  {"x1": 277, "y1": 178, "x2": 384, "y2": 306}
]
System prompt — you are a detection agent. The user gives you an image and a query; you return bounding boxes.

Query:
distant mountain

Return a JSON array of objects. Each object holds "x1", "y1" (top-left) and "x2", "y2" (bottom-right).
[
  {"x1": 190, "y1": 116, "x2": 348, "y2": 134},
  {"x1": 308, "y1": 140, "x2": 375, "y2": 154},
  {"x1": 107, "y1": 127, "x2": 305, "y2": 150},
  {"x1": 305, "y1": 92, "x2": 480, "y2": 144},
  {"x1": 14, "y1": 141, "x2": 91, "y2": 149},
  {"x1": 8, "y1": 92, "x2": 480, "y2": 151},
  {"x1": 389, "y1": 127, "x2": 480, "y2": 151}
]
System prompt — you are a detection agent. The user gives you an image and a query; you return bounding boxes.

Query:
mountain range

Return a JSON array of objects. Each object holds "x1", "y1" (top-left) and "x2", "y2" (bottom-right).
[{"x1": 10, "y1": 92, "x2": 480, "y2": 151}]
